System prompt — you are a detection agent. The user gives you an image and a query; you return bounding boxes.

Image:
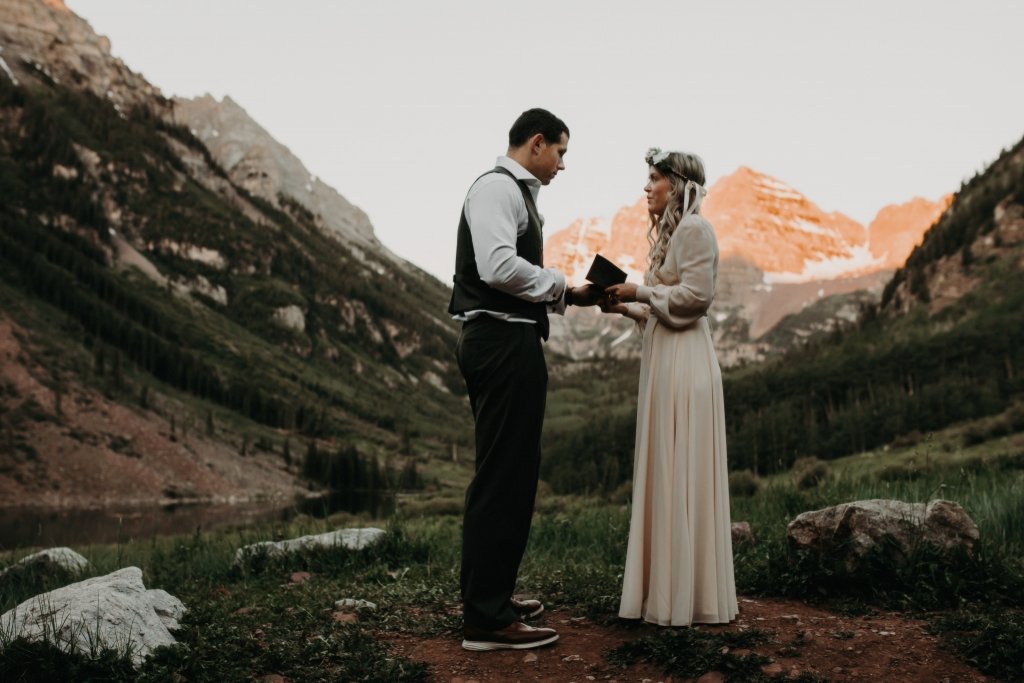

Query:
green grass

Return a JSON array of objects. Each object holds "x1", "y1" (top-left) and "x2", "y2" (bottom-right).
[
  {"x1": 1, "y1": 516, "x2": 439, "y2": 681},
  {"x1": 1, "y1": 424, "x2": 1022, "y2": 680},
  {"x1": 729, "y1": 426, "x2": 1024, "y2": 611},
  {"x1": 927, "y1": 610, "x2": 1024, "y2": 681},
  {"x1": 0, "y1": 503, "x2": 629, "y2": 680}
]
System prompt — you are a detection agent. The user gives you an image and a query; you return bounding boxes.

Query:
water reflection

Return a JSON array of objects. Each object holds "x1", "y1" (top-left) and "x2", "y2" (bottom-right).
[
  {"x1": 296, "y1": 489, "x2": 395, "y2": 520},
  {"x1": 0, "y1": 489, "x2": 396, "y2": 551}
]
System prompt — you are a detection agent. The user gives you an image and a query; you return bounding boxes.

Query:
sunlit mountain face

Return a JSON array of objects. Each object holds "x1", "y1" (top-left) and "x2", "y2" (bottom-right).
[
  {"x1": 544, "y1": 166, "x2": 948, "y2": 364},
  {"x1": 548, "y1": 166, "x2": 948, "y2": 286}
]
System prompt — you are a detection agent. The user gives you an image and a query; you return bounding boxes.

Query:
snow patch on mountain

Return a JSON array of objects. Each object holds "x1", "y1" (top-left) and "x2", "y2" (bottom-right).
[{"x1": 765, "y1": 245, "x2": 884, "y2": 284}]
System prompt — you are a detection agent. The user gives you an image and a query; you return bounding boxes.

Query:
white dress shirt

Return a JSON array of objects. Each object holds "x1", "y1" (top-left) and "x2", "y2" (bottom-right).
[{"x1": 454, "y1": 156, "x2": 568, "y2": 323}]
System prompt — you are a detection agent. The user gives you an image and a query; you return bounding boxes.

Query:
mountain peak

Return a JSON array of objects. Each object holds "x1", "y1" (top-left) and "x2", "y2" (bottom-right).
[
  {"x1": 730, "y1": 165, "x2": 776, "y2": 180},
  {"x1": 173, "y1": 94, "x2": 386, "y2": 255},
  {"x1": 719, "y1": 165, "x2": 798, "y2": 193},
  {"x1": 700, "y1": 167, "x2": 869, "y2": 278},
  {"x1": 547, "y1": 167, "x2": 944, "y2": 285},
  {"x1": 867, "y1": 194, "x2": 952, "y2": 269},
  {"x1": 0, "y1": 0, "x2": 160, "y2": 106}
]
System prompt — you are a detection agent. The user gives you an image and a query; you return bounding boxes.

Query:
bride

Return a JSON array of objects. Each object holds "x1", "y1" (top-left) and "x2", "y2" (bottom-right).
[{"x1": 603, "y1": 147, "x2": 738, "y2": 626}]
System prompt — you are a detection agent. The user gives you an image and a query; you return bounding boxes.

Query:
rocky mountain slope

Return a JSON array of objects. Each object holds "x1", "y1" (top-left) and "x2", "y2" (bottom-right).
[
  {"x1": 546, "y1": 166, "x2": 948, "y2": 364},
  {"x1": 880, "y1": 138, "x2": 1024, "y2": 316},
  {"x1": 171, "y1": 94, "x2": 385, "y2": 258},
  {"x1": 0, "y1": 0, "x2": 468, "y2": 507}
]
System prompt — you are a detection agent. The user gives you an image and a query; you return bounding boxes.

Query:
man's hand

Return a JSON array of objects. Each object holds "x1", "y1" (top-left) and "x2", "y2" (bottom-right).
[
  {"x1": 569, "y1": 284, "x2": 603, "y2": 307},
  {"x1": 605, "y1": 282, "x2": 639, "y2": 303}
]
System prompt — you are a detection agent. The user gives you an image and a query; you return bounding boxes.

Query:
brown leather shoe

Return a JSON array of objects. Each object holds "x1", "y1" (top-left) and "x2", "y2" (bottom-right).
[
  {"x1": 510, "y1": 597, "x2": 544, "y2": 619},
  {"x1": 462, "y1": 621, "x2": 558, "y2": 651}
]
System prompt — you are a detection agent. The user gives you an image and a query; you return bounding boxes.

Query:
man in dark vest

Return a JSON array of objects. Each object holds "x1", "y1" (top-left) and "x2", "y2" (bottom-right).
[{"x1": 449, "y1": 108, "x2": 601, "y2": 651}]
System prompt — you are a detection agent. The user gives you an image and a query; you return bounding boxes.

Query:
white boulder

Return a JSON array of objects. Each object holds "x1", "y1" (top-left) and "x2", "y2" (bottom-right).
[
  {"x1": 334, "y1": 598, "x2": 377, "y2": 610},
  {"x1": 234, "y1": 527, "x2": 386, "y2": 567},
  {"x1": 0, "y1": 566, "x2": 185, "y2": 666},
  {"x1": 0, "y1": 547, "x2": 89, "y2": 579}
]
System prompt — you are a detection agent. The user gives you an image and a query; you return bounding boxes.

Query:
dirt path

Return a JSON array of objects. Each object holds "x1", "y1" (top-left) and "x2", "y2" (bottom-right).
[{"x1": 383, "y1": 596, "x2": 994, "y2": 682}]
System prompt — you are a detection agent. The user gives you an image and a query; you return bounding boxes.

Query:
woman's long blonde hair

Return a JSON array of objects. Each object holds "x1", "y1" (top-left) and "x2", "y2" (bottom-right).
[{"x1": 643, "y1": 148, "x2": 707, "y2": 285}]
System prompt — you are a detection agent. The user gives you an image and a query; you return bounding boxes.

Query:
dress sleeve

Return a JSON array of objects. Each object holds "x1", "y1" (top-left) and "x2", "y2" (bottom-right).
[
  {"x1": 622, "y1": 302, "x2": 649, "y2": 321},
  {"x1": 635, "y1": 218, "x2": 716, "y2": 329}
]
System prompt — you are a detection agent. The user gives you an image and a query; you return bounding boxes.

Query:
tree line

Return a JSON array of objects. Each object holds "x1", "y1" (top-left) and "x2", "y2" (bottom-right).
[{"x1": 302, "y1": 442, "x2": 421, "y2": 491}]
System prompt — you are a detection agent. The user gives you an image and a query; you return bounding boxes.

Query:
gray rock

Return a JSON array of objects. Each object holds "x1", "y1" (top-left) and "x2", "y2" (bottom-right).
[
  {"x1": 334, "y1": 598, "x2": 377, "y2": 610},
  {"x1": 0, "y1": 0, "x2": 161, "y2": 110},
  {"x1": 0, "y1": 547, "x2": 89, "y2": 579},
  {"x1": 234, "y1": 527, "x2": 386, "y2": 567},
  {"x1": 0, "y1": 566, "x2": 185, "y2": 666},
  {"x1": 786, "y1": 499, "x2": 979, "y2": 571},
  {"x1": 272, "y1": 305, "x2": 306, "y2": 332},
  {"x1": 731, "y1": 521, "x2": 755, "y2": 546}
]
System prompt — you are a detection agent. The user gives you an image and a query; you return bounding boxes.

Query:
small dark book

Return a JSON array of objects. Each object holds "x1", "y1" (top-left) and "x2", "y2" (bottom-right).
[{"x1": 585, "y1": 254, "x2": 628, "y2": 288}]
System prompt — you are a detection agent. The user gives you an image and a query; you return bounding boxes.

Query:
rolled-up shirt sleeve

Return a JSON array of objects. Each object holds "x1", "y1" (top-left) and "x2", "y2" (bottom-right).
[
  {"x1": 465, "y1": 176, "x2": 565, "y2": 304},
  {"x1": 635, "y1": 220, "x2": 716, "y2": 328}
]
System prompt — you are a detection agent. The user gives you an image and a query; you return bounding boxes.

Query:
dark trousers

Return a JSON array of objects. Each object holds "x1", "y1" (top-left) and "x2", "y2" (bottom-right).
[{"x1": 457, "y1": 316, "x2": 547, "y2": 630}]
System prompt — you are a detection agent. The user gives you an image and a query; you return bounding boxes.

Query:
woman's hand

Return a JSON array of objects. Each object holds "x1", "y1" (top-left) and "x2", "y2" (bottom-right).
[
  {"x1": 605, "y1": 282, "x2": 639, "y2": 303},
  {"x1": 599, "y1": 300, "x2": 630, "y2": 315}
]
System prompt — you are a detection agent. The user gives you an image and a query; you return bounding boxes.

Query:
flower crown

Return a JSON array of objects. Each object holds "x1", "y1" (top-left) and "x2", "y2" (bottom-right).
[
  {"x1": 644, "y1": 147, "x2": 708, "y2": 219},
  {"x1": 645, "y1": 147, "x2": 672, "y2": 167},
  {"x1": 644, "y1": 147, "x2": 702, "y2": 185}
]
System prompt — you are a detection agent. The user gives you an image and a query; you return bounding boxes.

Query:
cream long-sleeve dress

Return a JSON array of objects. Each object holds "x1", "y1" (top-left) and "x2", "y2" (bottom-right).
[{"x1": 618, "y1": 214, "x2": 738, "y2": 626}]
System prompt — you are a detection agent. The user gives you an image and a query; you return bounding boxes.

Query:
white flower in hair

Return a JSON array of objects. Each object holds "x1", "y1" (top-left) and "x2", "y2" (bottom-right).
[{"x1": 645, "y1": 147, "x2": 670, "y2": 166}]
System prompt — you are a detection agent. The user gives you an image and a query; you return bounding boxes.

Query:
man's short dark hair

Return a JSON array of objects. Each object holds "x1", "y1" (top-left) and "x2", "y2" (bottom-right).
[{"x1": 508, "y1": 108, "x2": 569, "y2": 148}]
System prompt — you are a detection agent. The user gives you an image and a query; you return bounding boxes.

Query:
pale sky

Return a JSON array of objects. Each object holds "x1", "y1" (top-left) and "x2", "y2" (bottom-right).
[{"x1": 65, "y1": 0, "x2": 1024, "y2": 281}]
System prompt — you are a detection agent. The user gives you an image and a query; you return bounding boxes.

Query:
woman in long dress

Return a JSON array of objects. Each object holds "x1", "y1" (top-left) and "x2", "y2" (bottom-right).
[{"x1": 604, "y1": 148, "x2": 738, "y2": 626}]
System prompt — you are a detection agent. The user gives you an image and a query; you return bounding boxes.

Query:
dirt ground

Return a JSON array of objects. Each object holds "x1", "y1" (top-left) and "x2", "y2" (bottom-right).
[{"x1": 382, "y1": 596, "x2": 994, "y2": 683}]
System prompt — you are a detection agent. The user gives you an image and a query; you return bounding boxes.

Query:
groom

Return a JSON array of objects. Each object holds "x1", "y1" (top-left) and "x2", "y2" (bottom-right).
[{"x1": 449, "y1": 108, "x2": 600, "y2": 651}]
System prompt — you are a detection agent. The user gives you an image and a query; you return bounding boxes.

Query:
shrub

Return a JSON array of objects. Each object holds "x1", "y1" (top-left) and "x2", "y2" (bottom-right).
[
  {"x1": 962, "y1": 400, "x2": 1024, "y2": 446},
  {"x1": 1007, "y1": 401, "x2": 1024, "y2": 431},
  {"x1": 728, "y1": 469, "x2": 761, "y2": 497},
  {"x1": 608, "y1": 479, "x2": 633, "y2": 505},
  {"x1": 994, "y1": 451, "x2": 1024, "y2": 471},
  {"x1": 792, "y1": 457, "x2": 828, "y2": 490},
  {"x1": 929, "y1": 611, "x2": 1024, "y2": 681},
  {"x1": 890, "y1": 430, "x2": 924, "y2": 449},
  {"x1": 400, "y1": 495, "x2": 462, "y2": 517}
]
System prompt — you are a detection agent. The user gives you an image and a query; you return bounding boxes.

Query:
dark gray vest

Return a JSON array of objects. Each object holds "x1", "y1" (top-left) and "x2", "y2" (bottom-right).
[{"x1": 448, "y1": 166, "x2": 549, "y2": 339}]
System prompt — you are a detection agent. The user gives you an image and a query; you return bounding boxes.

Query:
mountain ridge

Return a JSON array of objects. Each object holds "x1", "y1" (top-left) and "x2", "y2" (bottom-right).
[{"x1": 172, "y1": 94, "x2": 389, "y2": 259}]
